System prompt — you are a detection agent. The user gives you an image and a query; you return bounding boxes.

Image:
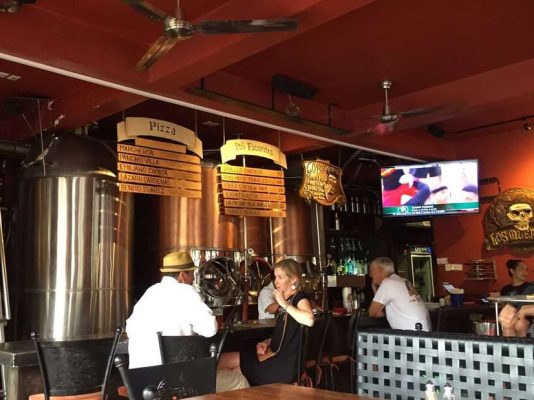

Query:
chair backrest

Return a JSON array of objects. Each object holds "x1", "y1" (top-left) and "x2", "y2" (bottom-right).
[
  {"x1": 114, "y1": 354, "x2": 216, "y2": 400},
  {"x1": 305, "y1": 312, "x2": 332, "y2": 364},
  {"x1": 31, "y1": 327, "x2": 123, "y2": 399},
  {"x1": 156, "y1": 333, "x2": 217, "y2": 364}
]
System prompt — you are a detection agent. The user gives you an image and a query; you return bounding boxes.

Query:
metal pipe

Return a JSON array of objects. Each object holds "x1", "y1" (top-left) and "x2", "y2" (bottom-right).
[
  {"x1": 0, "y1": 210, "x2": 10, "y2": 323},
  {"x1": 0, "y1": 140, "x2": 30, "y2": 156},
  {"x1": 241, "y1": 156, "x2": 249, "y2": 321},
  {"x1": 268, "y1": 217, "x2": 275, "y2": 267}
]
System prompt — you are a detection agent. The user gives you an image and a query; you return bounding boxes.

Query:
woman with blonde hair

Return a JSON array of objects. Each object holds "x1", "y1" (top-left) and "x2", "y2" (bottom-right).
[{"x1": 218, "y1": 259, "x2": 314, "y2": 386}]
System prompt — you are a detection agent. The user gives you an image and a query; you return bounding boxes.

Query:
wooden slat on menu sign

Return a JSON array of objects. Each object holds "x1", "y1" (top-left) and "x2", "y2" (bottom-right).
[
  {"x1": 119, "y1": 183, "x2": 201, "y2": 198},
  {"x1": 220, "y1": 173, "x2": 284, "y2": 186},
  {"x1": 222, "y1": 191, "x2": 285, "y2": 202},
  {"x1": 118, "y1": 153, "x2": 201, "y2": 173},
  {"x1": 223, "y1": 208, "x2": 286, "y2": 218},
  {"x1": 117, "y1": 144, "x2": 200, "y2": 164},
  {"x1": 135, "y1": 137, "x2": 186, "y2": 153},
  {"x1": 118, "y1": 162, "x2": 201, "y2": 182},
  {"x1": 220, "y1": 182, "x2": 285, "y2": 194},
  {"x1": 220, "y1": 164, "x2": 284, "y2": 178},
  {"x1": 119, "y1": 172, "x2": 202, "y2": 190},
  {"x1": 223, "y1": 199, "x2": 287, "y2": 210}
]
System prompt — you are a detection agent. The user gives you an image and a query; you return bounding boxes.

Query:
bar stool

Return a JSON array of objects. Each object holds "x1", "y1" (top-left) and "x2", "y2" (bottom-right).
[{"x1": 29, "y1": 327, "x2": 123, "y2": 400}]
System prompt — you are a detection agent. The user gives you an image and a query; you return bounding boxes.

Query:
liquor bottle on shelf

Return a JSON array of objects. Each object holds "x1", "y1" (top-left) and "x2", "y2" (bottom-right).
[
  {"x1": 362, "y1": 197, "x2": 369, "y2": 214},
  {"x1": 336, "y1": 261, "x2": 344, "y2": 275},
  {"x1": 355, "y1": 196, "x2": 361, "y2": 214},
  {"x1": 334, "y1": 212, "x2": 341, "y2": 230},
  {"x1": 329, "y1": 237, "x2": 336, "y2": 253},
  {"x1": 345, "y1": 258, "x2": 354, "y2": 275}
]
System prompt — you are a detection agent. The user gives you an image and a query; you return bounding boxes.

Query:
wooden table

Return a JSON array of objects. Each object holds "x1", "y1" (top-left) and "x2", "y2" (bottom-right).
[{"x1": 187, "y1": 384, "x2": 378, "y2": 400}]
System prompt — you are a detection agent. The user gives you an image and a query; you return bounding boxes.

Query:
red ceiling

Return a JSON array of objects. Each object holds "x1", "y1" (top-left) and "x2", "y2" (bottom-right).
[{"x1": 0, "y1": 0, "x2": 533, "y2": 160}]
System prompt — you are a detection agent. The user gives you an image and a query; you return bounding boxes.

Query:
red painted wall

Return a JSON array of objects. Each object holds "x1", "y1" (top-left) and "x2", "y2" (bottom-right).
[{"x1": 433, "y1": 127, "x2": 534, "y2": 297}]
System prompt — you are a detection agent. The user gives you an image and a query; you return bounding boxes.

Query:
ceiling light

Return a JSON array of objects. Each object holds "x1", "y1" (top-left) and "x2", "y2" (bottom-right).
[
  {"x1": 523, "y1": 122, "x2": 532, "y2": 131},
  {"x1": 6, "y1": 74, "x2": 21, "y2": 81},
  {"x1": 0, "y1": 71, "x2": 9, "y2": 78},
  {"x1": 202, "y1": 120, "x2": 220, "y2": 127}
]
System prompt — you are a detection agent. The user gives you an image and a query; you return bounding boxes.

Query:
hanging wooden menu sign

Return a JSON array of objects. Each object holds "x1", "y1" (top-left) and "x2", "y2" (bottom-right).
[
  {"x1": 298, "y1": 159, "x2": 346, "y2": 206},
  {"x1": 117, "y1": 120, "x2": 202, "y2": 198},
  {"x1": 218, "y1": 141, "x2": 287, "y2": 218}
]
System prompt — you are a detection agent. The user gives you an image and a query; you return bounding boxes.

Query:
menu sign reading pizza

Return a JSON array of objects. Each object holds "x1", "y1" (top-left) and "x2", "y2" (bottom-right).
[
  {"x1": 117, "y1": 118, "x2": 202, "y2": 198},
  {"x1": 218, "y1": 139, "x2": 287, "y2": 218}
]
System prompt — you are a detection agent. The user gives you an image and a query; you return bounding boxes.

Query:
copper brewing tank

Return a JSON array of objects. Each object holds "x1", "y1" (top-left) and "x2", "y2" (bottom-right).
[
  {"x1": 155, "y1": 162, "x2": 238, "y2": 261},
  {"x1": 153, "y1": 164, "x2": 312, "y2": 261},
  {"x1": 271, "y1": 188, "x2": 314, "y2": 263}
]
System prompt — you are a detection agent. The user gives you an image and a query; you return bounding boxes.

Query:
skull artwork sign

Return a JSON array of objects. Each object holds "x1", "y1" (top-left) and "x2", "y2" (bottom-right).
[
  {"x1": 507, "y1": 203, "x2": 533, "y2": 231},
  {"x1": 485, "y1": 188, "x2": 534, "y2": 252}
]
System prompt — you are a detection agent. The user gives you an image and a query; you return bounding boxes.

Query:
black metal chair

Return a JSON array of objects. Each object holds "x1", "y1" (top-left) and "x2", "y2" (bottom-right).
[
  {"x1": 320, "y1": 309, "x2": 361, "y2": 392},
  {"x1": 300, "y1": 312, "x2": 332, "y2": 388},
  {"x1": 114, "y1": 346, "x2": 217, "y2": 400},
  {"x1": 157, "y1": 305, "x2": 236, "y2": 366},
  {"x1": 30, "y1": 327, "x2": 123, "y2": 400}
]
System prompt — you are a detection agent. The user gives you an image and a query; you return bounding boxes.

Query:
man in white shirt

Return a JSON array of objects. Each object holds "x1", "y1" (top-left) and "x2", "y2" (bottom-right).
[
  {"x1": 126, "y1": 251, "x2": 248, "y2": 391},
  {"x1": 368, "y1": 257, "x2": 431, "y2": 331},
  {"x1": 257, "y1": 281, "x2": 277, "y2": 319}
]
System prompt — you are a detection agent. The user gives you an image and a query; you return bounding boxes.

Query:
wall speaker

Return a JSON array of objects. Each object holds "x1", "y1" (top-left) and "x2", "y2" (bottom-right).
[
  {"x1": 427, "y1": 124, "x2": 445, "y2": 138},
  {"x1": 272, "y1": 75, "x2": 316, "y2": 99}
]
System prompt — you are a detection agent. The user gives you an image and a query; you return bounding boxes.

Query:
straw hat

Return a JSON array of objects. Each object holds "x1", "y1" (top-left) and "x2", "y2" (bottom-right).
[{"x1": 160, "y1": 251, "x2": 196, "y2": 273}]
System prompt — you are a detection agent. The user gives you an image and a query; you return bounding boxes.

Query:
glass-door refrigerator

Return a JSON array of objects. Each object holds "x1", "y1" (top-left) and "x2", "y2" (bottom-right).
[{"x1": 397, "y1": 245, "x2": 435, "y2": 302}]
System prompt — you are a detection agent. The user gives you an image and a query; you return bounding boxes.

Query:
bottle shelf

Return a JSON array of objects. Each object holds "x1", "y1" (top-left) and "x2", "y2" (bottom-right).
[{"x1": 463, "y1": 259, "x2": 496, "y2": 280}]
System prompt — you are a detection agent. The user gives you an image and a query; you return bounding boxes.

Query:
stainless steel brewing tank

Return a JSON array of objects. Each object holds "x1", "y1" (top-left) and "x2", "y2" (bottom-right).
[{"x1": 11, "y1": 134, "x2": 132, "y2": 340}]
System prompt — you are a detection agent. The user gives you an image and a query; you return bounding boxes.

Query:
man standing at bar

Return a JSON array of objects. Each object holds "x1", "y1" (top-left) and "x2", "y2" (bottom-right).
[
  {"x1": 368, "y1": 257, "x2": 431, "y2": 331},
  {"x1": 126, "y1": 250, "x2": 249, "y2": 390}
]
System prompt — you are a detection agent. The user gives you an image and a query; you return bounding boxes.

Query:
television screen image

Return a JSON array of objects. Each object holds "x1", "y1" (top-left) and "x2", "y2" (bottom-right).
[{"x1": 380, "y1": 159, "x2": 479, "y2": 217}]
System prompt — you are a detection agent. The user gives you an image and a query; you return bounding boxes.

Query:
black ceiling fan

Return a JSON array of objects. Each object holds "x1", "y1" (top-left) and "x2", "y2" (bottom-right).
[
  {"x1": 0, "y1": 0, "x2": 35, "y2": 13},
  {"x1": 367, "y1": 80, "x2": 439, "y2": 135},
  {"x1": 124, "y1": 0, "x2": 298, "y2": 71}
]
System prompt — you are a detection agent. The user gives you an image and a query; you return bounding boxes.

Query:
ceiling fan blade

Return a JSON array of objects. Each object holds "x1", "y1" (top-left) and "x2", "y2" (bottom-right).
[
  {"x1": 399, "y1": 106, "x2": 441, "y2": 118},
  {"x1": 198, "y1": 18, "x2": 298, "y2": 35},
  {"x1": 136, "y1": 36, "x2": 178, "y2": 71},
  {"x1": 368, "y1": 121, "x2": 396, "y2": 136},
  {"x1": 123, "y1": 0, "x2": 168, "y2": 22}
]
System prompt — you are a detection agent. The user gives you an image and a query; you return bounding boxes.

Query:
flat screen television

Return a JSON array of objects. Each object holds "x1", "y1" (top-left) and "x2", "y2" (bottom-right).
[{"x1": 380, "y1": 159, "x2": 479, "y2": 217}]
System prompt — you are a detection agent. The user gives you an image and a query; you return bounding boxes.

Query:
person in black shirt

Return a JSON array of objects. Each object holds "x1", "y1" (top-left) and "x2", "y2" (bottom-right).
[{"x1": 500, "y1": 259, "x2": 534, "y2": 296}]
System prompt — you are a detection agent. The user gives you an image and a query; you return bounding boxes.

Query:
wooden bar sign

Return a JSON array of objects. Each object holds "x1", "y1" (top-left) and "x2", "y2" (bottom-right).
[
  {"x1": 217, "y1": 155, "x2": 287, "y2": 218},
  {"x1": 117, "y1": 126, "x2": 203, "y2": 198}
]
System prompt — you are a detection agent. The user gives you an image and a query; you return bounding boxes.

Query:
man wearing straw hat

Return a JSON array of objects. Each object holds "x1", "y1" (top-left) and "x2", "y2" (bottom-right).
[{"x1": 126, "y1": 250, "x2": 249, "y2": 390}]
